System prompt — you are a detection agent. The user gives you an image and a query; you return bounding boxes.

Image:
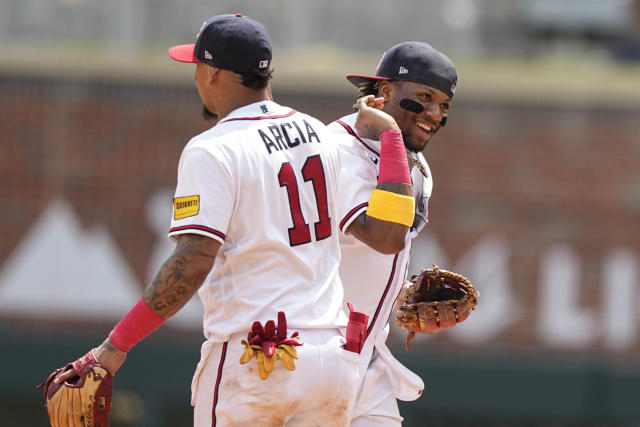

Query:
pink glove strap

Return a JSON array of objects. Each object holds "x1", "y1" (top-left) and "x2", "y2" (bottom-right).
[
  {"x1": 378, "y1": 129, "x2": 411, "y2": 185},
  {"x1": 108, "y1": 298, "x2": 166, "y2": 352}
]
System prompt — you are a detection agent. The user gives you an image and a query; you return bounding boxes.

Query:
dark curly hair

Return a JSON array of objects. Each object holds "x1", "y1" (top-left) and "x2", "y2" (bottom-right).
[
  {"x1": 235, "y1": 68, "x2": 274, "y2": 90},
  {"x1": 355, "y1": 80, "x2": 381, "y2": 100}
]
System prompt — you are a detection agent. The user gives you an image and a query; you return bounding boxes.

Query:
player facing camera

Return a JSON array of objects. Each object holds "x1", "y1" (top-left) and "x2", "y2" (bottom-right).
[
  {"x1": 326, "y1": 40, "x2": 466, "y2": 425},
  {"x1": 348, "y1": 41, "x2": 457, "y2": 153}
]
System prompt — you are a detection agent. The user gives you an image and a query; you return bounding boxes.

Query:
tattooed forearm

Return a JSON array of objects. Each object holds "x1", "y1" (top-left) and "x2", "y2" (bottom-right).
[{"x1": 144, "y1": 234, "x2": 219, "y2": 318}]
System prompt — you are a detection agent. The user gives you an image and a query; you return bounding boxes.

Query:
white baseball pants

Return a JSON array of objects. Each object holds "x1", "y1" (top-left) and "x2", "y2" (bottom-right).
[{"x1": 192, "y1": 329, "x2": 360, "y2": 426}]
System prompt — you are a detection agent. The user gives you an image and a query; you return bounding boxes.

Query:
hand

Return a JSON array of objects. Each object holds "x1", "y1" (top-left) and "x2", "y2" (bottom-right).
[
  {"x1": 53, "y1": 339, "x2": 127, "y2": 384},
  {"x1": 354, "y1": 95, "x2": 399, "y2": 140},
  {"x1": 92, "y1": 339, "x2": 128, "y2": 375}
]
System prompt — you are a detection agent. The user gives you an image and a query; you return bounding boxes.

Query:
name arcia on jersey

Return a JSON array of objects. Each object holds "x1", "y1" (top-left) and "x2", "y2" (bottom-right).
[{"x1": 258, "y1": 119, "x2": 321, "y2": 154}]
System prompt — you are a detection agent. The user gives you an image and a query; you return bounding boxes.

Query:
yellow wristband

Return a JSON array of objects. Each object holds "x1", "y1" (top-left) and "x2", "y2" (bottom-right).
[{"x1": 366, "y1": 189, "x2": 415, "y2": 227}]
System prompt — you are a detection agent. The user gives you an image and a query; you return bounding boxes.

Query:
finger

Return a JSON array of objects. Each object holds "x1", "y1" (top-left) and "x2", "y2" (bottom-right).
[
  {"x1": 357, "y1": 95, "x2": 375, "y2": 109},
  {"x1": 371, "y1": 97, "x2": 385, "y2": 110},
  {"x1": 364, "y1": 95, "x2": 379, "y2": 107},
  {"x1": 53, "y1": 368, "x2": 78, "y2": 385}
]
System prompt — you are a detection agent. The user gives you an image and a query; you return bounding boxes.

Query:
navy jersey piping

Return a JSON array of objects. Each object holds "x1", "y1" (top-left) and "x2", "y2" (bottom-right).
[
  {"x1": 333, "y1": 119, "x2": 380, "y2": 157},
  {"x1": 218, "y1": 109, "x2": 297, "y2": 124},
  {"x1": 365, "y1": 253, "x2": 399, "y2": 341}
]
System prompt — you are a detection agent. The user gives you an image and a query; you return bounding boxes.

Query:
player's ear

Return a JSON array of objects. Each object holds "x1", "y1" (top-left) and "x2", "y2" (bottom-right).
[
  {"x1": 378, "y1": 81, "x2": 393, "y2": 102},
  {"x1": 207, "y1": 66, "x2": 221, "y2": 84}
]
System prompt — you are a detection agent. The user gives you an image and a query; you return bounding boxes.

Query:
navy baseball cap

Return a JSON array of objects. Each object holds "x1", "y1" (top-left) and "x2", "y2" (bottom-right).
[
  {"x1": 168, "y1": 13, "x2": 272, "y2": 73},
  {"x1": 347, "y1": 41, "x2": 458, "y2": 99}
]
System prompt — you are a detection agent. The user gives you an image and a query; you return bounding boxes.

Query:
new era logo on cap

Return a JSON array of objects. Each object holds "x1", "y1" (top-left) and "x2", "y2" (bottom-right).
[
  {"x1": 345, "y1": 42, "x2": 458, "y2": 99},
  {"x1": 259, "y1": 60, "x2": 269, "y2": 68},
  {"x1": 205, "y1": 50, "x2": 213, "y2": 60}
]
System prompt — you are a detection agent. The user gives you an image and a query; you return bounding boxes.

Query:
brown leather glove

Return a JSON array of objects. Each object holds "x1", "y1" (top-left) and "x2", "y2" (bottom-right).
[
  {"x1": 37, "y1": 350, "x2": 113, "y2": 427},
  {"x1": 395, "y1": 265, "x2": 479, "y2": 349}
]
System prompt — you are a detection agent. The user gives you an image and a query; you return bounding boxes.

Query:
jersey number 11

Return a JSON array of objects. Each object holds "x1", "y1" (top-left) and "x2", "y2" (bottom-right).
[{"x1": 278, "y1": 154, "x2": 331, "y2": 246}]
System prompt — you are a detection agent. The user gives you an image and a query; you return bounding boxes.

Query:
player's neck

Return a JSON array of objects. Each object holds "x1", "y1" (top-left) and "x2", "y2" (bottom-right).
[{"x1": 216, "y1": 88, "x2": 271, "y2": 119}]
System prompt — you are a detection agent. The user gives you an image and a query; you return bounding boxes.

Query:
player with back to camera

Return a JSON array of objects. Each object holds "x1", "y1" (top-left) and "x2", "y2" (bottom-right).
[
  {"x1": 37, "y1": 14, "x2": 419, "y2": 427},
  {"x1": 328, "y1": 41, "x2": 462, "y2": 425}
]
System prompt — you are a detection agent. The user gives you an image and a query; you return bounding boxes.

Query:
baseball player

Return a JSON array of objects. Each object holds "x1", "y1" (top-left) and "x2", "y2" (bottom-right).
[
  {"x1": 43, "y1": 14, "x2": 417, "y2": 427},
  {"x1": 328, "y1": 41, "x2": 458, "y2": 425}
]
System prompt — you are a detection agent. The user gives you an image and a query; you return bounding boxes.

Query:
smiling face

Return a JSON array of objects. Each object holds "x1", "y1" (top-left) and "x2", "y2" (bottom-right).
[{"x1": 379, "y1": 80, "x2": 451, "y2": 152}]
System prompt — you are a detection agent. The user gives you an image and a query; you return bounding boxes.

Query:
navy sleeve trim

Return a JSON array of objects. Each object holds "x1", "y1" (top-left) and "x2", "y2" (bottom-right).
[
  {"x1": 339, "y1": 202, "x2": 368, "y2": 232},
  {"x1": 169, "y1": 224, "x2": 226, "y2": 241}
]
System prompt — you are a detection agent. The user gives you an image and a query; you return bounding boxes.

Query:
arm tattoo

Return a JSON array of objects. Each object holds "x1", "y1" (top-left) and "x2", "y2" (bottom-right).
[{"x1": 144, "y1": 234, "x2": 217, "y2": 317}]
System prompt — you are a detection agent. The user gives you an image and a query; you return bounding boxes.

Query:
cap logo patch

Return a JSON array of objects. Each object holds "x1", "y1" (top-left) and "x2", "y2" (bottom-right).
[
  {"x1": 259, "y1": 60, "x2": 269, "y2": 68},
  {"x1": 204, "y1": 50, "x2": 213, "y2": 60},
  {"x1": 451, "y1": 84, "x2": 456, "y2": 94},
  {"x1": 399, "y1": 66, "x2": 409, "y2": 75}
]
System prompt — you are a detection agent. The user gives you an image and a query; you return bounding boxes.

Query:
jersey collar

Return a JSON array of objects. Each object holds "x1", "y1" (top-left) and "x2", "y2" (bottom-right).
[{"x1": 217, "y1": 100, "x2": 290, "y2": 124}]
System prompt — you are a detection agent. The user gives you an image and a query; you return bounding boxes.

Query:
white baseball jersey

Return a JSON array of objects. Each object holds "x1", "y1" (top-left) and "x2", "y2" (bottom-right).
[
  {"x1": 169, "y1": 100, "x2": 347, "y2": 341},
  {"x1": 328, "y1": 112, "x2": 433, "y2": 402}
]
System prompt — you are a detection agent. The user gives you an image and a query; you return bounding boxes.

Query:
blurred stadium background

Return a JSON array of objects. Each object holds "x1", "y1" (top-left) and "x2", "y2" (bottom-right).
[{"x1": 1, "y1": 0, "x2": 640, "y2": 426}]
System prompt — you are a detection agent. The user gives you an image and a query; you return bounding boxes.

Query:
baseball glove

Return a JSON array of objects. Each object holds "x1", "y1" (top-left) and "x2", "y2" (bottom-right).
[
  {"x1": 36, "y1": 350, "x2": 113, "y2": 427},
  {"x1": 395, "y1": 264, "x2": 479, "y2": 349}
]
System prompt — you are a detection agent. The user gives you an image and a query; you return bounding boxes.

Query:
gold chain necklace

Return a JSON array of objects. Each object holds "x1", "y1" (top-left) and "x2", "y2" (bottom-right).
[{"x1": 406, "y1": 150, "x2": 429, "y2": 178}]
